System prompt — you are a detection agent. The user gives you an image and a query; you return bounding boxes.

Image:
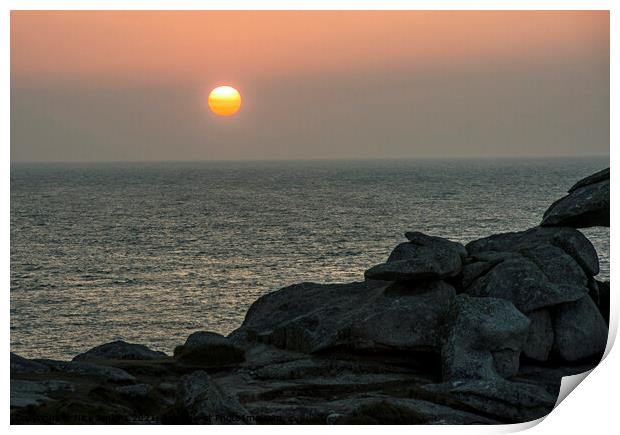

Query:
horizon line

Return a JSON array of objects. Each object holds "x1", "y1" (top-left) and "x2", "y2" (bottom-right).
[{"x1": 9, "y1": 153, "x2": 611, "y2": 165}]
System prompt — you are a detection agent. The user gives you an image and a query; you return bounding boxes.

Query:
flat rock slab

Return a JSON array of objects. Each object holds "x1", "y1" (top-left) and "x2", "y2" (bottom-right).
[
  {"x1": 246, "y1": 396, "x2": 498, "y2": 425},
  {"x1": 422, "y1": 379, "x2": 556, "y2": 423},
  {"x1": 230, "y1": 279, "x2": 456, "y2": 354},
  {"x1": 34, "y1": 359, "x2": 136, "y2": 383},
  {"x1": 11, "y1": 379, "x2": 74, "y2": 408}
]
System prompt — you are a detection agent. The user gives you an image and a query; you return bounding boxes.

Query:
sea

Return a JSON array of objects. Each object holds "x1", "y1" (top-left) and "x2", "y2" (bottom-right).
[{"x1": 10, "y1": 157, "x2": 610, "y2": 359}]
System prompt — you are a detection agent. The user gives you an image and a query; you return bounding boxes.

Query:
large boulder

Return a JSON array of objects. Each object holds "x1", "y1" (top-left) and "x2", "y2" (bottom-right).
[
  {"x1": 542, "y1": 168, "x2": 610, "y2": 228},
  {"x1": 551, "y1": 296, "x2": 608, "y2": 362},
  {"x1": 230, "y1": 280, "x2": 456, "y2": 354},
  {"x1": 73, "y1": 340, "x2": 167, "y2": 361},
  {"x1": 174, "y1": 331, "x2": 245, "y2": 366},
  {"x1": 466, "y1": 226, "x2": 599, "y2": 276},
  {"x1": 365, "y1": 232, "x2": 465, "y2": 281},
  {"x1": 441, "y1": 295, "x2": 530, "y2": 382},
  {"x1": 464, "y1": 251, "x2": 587, "y2": 313},
  {"x1": 176, "y1": 370, "x2": 253, "y2": 424}
]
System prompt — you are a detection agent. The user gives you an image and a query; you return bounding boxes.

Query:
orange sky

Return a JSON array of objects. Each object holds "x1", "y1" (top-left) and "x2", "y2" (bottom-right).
[
  {"x1": 11, "y1": 11, "x2": 608, "y2": 85},
  {"x1": 10, "y1": 11, "x2": 609, "y2": 162}
]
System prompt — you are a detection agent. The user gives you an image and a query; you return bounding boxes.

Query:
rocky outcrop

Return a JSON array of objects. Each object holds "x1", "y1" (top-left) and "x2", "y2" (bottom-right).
[
  {"x1": 463, "y1": 251, "x2": 588, "y2": 313},
  {"x1": 542, "y1": 168, "x2": 609, "y2": 228},
  {"x1": 10, "y1": 168, "x2": 609, "y2": 425},
  {"x1": 174, "y1": 331, "x2": 245, "y2": 366},
  {"x1": 229, "y1": 279, "x2": 456, "y2": 354},
  {"x1": 466, "y1": 226, "x2": 599, "y2": 276},
  {"x1": 73, "y1": 340, "x2": 167, "y2": 362}
]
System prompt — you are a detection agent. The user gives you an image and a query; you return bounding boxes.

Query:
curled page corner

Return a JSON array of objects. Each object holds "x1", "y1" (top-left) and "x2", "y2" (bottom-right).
[{"x1": 554, "y1": 368, "x2": 594, "y2": 408}]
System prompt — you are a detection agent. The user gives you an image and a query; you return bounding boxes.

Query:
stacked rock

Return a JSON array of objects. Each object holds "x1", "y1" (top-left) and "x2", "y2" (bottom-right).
[{"x1": 232, "y1": 168, "x2": 610, "y2": 389}]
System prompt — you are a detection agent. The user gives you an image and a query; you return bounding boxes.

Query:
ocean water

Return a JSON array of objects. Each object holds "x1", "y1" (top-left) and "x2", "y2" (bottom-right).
[{"x1": 11, "y1": 157, "x2": 609, "y2": 359}]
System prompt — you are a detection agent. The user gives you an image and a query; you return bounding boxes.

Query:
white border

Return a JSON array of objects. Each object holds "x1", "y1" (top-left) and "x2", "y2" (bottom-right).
[{"x1": 3, "y1": 1, "x2": 616, "y2": 434}]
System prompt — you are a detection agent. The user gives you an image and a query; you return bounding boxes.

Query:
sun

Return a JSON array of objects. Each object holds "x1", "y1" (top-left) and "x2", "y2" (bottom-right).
[{"x1": 208, "y1": 86, "x2": 241, "y2": 116}]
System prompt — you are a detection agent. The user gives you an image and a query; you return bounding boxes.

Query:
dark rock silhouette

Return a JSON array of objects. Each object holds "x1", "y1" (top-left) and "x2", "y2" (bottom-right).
[
  {"x1": 174, "y1": 331, "x2": 245, "y2": 366},
  {"x1": 542, "y1": 168, "x2": 609, "y2": 228},
  {"x1": 73, "y1": 340, "x2": 167, "y2": 362},
  {"x1": 11, "y1": 352, "x2": 50, "y2": 374},
  {"x1": 10, "y1": 168, "x2": 610, "y2": 425},
  {"x1": 365, "y1": 232, "x2": 466, "y2": 281},
  {"x1": 466, "y1": 226, "x2": 599, "y2": 276}
]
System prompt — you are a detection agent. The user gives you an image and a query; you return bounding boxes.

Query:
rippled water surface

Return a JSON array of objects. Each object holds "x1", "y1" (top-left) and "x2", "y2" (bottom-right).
[{"x1": 11, "y1": 158, "x2": 609, "y2": 359}]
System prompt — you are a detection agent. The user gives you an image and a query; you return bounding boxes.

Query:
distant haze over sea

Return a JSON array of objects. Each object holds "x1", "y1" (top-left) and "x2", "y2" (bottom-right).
[{"x1": 11, "y1": 157, "x2": 609, "y2": 359}]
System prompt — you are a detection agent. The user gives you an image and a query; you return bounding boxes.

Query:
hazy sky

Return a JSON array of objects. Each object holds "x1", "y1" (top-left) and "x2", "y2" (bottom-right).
[{"x1": 11, "y1": 11, "x2": 609, "y2": 162}]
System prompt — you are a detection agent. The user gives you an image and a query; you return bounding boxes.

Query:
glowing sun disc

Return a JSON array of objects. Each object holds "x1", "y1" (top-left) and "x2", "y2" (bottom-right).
[{"x1": 208, "y1": 86, "x2": 241, "y2": 116}]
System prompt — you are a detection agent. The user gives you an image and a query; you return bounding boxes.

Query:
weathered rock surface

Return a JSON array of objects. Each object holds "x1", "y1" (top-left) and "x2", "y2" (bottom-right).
[
  {"x1": 176, "y1": 370, "x2": 254, "y2": 424},
  {"x1": 551, "y1": 296, "x2": 608, "y2": 362},
  {"x1": 442, "y1": 295, "x2": 530, "y2": 381},
  {"x1": 175, "y1": 331, "x2": 245, "y2": 366},
  {"x1": 230, "y1": 279, "x2": 456, "y2": 354},
  {"x1": 542, "y1": 168, "x2": 610, "y2": 228},
  {"x1": 73, "y1": 340, "x2": 167, "y2": 362},
  {"x1": 365, "y1": 232, "x2": 465, "y2": 281}
]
